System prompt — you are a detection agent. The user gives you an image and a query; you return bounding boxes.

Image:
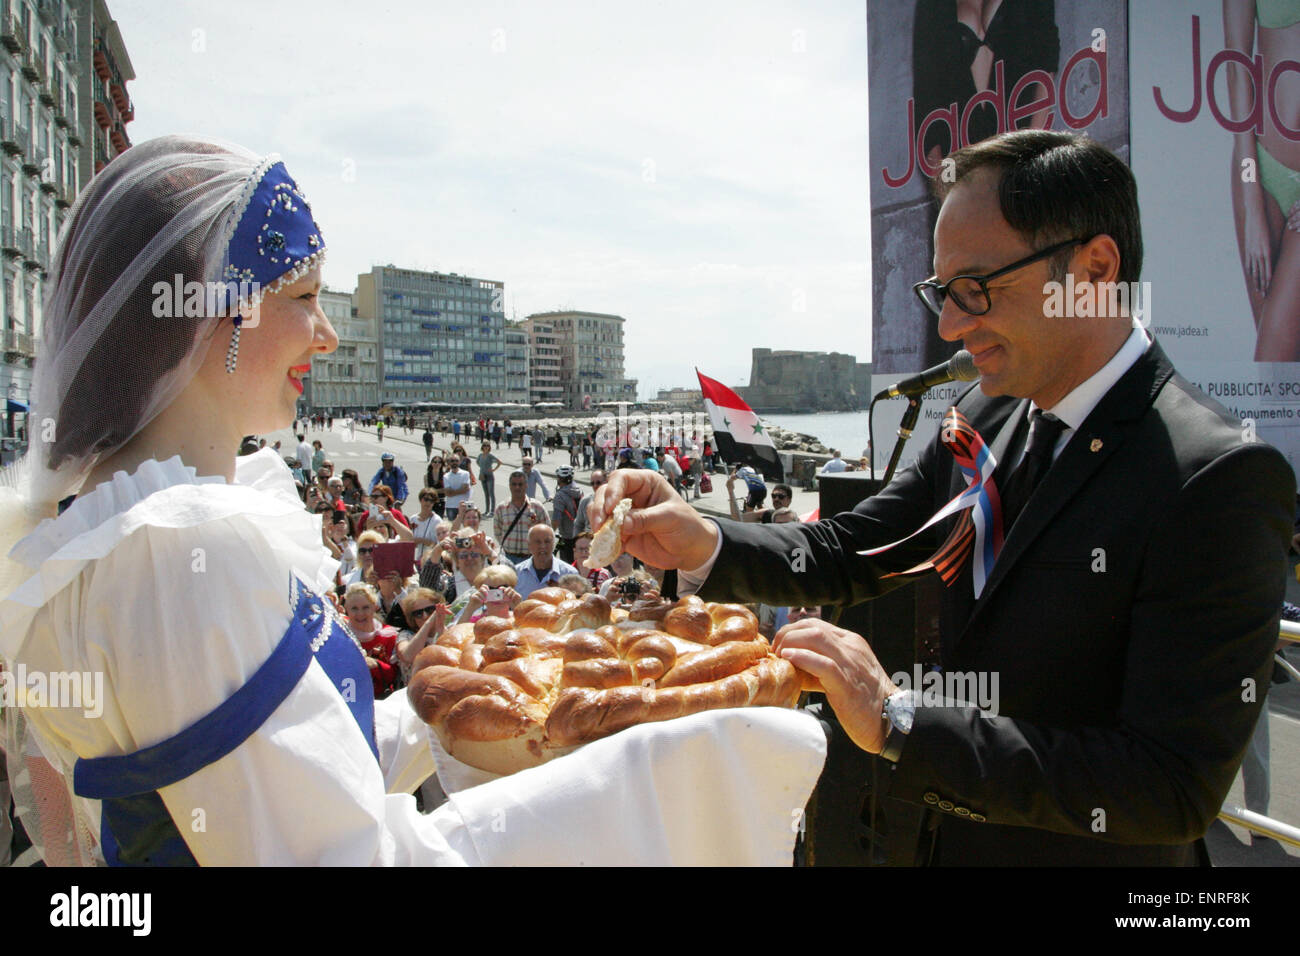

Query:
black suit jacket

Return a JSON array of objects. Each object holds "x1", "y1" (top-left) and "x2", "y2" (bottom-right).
[{"x1": 698, "y1": 341, "x2": 1295, "y2": 865}]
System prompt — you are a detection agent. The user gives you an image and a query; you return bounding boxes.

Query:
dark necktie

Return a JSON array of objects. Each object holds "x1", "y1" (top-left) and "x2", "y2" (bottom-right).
[{"x1": 1000, "y1": 409, "x2": 1067, "y2": 531}]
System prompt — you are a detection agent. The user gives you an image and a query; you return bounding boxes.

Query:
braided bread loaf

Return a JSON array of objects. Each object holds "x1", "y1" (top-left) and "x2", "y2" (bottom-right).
[{"x1": 408, "y1": 589, "x2": 801, "y2": 774}]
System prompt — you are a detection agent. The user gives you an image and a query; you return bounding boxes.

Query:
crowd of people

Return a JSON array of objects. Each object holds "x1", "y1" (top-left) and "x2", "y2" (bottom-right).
[
  {"x1": 277, "y1": 413, "x2": 743, "y2": 516},
  {"x1": 3, "y1": 128, "x2": 1295, "y2": 868},
  {"x1": 249, "y1": 434, "x2": 761, "y2": 717},
  {"x1": 244, "y1": 414, "x2": 845, "y2": 723}
]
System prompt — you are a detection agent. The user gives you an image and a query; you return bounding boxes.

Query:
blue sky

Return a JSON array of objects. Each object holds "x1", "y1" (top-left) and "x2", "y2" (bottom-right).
[{"x1": 110, "y1": 0, "x2": 870, "y2": 397}]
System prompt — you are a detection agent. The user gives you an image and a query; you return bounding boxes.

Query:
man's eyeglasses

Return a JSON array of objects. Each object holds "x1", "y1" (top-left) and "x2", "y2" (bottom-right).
[{"x1": 913, "y1": 238, "x2": 1087, "y2": 317}]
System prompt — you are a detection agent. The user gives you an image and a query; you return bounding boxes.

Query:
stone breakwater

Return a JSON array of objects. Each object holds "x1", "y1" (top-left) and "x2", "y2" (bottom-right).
[{"x1": 765, "y1": 426, "x2": 829, "y2": 455}]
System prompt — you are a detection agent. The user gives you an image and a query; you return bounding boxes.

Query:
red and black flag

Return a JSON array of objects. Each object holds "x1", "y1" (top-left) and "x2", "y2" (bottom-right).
[{"x1": 696, "y1": 369, "x2": 784, "y2": 482}]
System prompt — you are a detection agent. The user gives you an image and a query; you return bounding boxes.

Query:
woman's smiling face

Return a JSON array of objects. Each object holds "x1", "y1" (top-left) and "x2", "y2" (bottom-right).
[
  {"x1": 344, "y1": 592, "x2": 376, "y2": 629},
  {"x1": 206, "y1": 264, "x2": 337, "y2": 435}
]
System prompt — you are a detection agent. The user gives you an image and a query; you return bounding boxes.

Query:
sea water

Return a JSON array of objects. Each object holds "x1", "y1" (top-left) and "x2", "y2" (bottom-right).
[{"x1": 764, "y1": 411, "x2": 874, "y2": 460}]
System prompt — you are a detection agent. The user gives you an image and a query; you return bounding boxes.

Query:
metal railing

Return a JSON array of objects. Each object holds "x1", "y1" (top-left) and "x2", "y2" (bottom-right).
[
  {"x1": 1218, "y1": 805, "x2": 1300, "y2": 849},
  {"x1": 1, "y1": 326, "x2": 32, "y2": 355},
  {"x1": 0, "y1": 14, "x2": 20, "y2": 53}
]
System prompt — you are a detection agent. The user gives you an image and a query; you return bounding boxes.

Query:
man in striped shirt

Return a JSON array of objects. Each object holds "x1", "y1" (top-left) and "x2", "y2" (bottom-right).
[{"x1": 493, "y1": 469, "x2": 550, "y2": 564}]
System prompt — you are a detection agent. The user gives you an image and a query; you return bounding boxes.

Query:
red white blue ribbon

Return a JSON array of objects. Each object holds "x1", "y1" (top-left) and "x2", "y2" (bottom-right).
[{"x1": 858, "y1": 407, "x2": 1005, "y2": 598}]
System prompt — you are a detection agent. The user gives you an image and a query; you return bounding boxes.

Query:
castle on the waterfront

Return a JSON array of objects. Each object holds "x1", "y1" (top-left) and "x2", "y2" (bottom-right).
[{"x1": 735, "y1": 348, "x2": 872, "y2": 413}]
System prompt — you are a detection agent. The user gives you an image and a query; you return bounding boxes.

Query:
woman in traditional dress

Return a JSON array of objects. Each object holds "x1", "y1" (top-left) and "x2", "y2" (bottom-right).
[{"x1": 0, "y1": 135, "x2": 823, "y2": 866}]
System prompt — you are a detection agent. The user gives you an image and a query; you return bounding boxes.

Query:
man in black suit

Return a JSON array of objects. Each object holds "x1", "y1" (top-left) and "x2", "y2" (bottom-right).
[{"x1": 591, "y1": 131, "x2": 1295, "y2": 865}]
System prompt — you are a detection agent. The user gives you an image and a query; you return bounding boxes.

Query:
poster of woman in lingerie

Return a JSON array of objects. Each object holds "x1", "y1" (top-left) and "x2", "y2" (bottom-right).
[
  {"x1": 1135, "y1": 0, "x2": 1300, "y2": 470},
  {"x1": 1224, "y1": 0, "x2": 1300, "y2": 361}
]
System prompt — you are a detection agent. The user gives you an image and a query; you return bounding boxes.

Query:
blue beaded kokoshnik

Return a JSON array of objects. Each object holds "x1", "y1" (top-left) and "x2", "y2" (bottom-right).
[
  {"x1": 71, "y1": 575, "x2": 377, "y2": 865},
  {"x1": 218, "y1": 157, "x2": 327, "y2": 315}
]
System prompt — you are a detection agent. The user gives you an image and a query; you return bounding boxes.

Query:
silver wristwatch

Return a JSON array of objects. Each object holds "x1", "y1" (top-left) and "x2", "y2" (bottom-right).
[{"x1": 879, "y1": 688, "x2": 916, "y2": 763}]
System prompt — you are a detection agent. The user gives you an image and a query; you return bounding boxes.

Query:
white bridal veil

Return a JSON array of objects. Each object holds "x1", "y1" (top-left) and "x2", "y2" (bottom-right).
[{"x1": 0, "y1": 135, "x2": 307, "y2": 864}]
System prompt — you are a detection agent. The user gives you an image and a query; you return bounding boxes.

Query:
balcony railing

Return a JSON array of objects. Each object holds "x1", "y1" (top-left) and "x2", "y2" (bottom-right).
[
  {"x1": 0, "y1": 116, "x2": 22, "y2": 156},
  {"x1": 1, "y1": 225, "x2": 20, "y2": 257},
  {"x1": 92, "y1": 41, "x2": 109, "y2": 81},
  {"x1": 0, "y1": 16, "x2": 20, "y2": 53},
  {"x1": 2, "y1": 327, "x2": 33, "y2": 358},
  {"x1": 21, "y1": 141, "x2": 40, "y2": 174},
  {"x1": 23, "y1": 231, "x2": 44, "y2": 271},
  {"x1": 29, "y1": 50, "x2": 44, "y2": 85},
  {"x1": 35, "y1": 0, "x2": 57, "y2": 27},
  {"x1": 14, "y1": 227, "x2": 33, "y2": 260}
]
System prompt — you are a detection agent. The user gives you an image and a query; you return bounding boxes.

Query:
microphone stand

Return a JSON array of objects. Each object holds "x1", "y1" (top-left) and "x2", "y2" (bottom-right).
[{"x1": 879, "y1": 393, "x2": 923, "y2": 487}]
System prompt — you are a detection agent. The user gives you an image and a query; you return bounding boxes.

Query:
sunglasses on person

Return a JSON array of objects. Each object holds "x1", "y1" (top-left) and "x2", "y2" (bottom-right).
[
  {"x1": 772, "y1": 492, "x2": 790, "y2": 501},
  {"x1": 912, "y1": 237, "x2": 1088, "y2": 317},
  {"x1": 408, "y1": 605, "x2": 437, "y2": 621},
  {"x1": 358, "y1": 547, "x2": 375, "y2": 554}
]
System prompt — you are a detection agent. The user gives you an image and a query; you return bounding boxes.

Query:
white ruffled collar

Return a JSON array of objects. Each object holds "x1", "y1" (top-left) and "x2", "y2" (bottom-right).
[
  {"x1": 10, "y1": 448, "x2": 299, "y2": 569},
  {"x1": 1, "y1": 448, "x2": 335, "y2": 659}
]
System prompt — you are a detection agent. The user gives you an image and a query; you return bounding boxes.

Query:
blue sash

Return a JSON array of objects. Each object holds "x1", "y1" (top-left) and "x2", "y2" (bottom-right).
[{"x1": 72, "y1": 576, "x2": 377, "y2": 866}]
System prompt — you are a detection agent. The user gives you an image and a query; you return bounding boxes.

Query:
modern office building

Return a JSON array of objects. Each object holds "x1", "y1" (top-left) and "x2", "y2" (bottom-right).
[
  {"x1": 355, "y1": 265, "x2": 506, "y2": 406},
  {"x1": 3, "y1": 0, "x2": 127, "y2": 438},
  {"x1": 527, "y1": 310, "x2": 637, "y2": 410},
  {"x1": 307, "y1": 287, "x2": 378, "y2": 412},
  {"x1": 503, "y1": 320, "x2": 530, "y2": 406},
  {"x1": 519, "y1": 314, "x2": 561, "y2": 407}
]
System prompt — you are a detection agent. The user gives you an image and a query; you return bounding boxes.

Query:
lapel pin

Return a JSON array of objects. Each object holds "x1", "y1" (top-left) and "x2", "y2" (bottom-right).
[{"x1": 1089, "y1": 438, "x2": 1103, "y2": 452}]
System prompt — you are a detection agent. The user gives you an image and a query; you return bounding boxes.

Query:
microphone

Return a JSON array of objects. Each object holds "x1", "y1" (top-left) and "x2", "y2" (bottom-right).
[{"x1": 873, "y1": 350, "x2": 978, "y2": 401}]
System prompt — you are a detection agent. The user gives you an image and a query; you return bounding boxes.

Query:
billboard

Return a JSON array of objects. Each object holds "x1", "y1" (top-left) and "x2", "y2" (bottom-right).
[
  {"x1": 1132, "y1": 0, "x2": 1300, "y2": 471},
  {"x1": 868, "y1": 0, "x2": 1130, "y2": 469}
]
